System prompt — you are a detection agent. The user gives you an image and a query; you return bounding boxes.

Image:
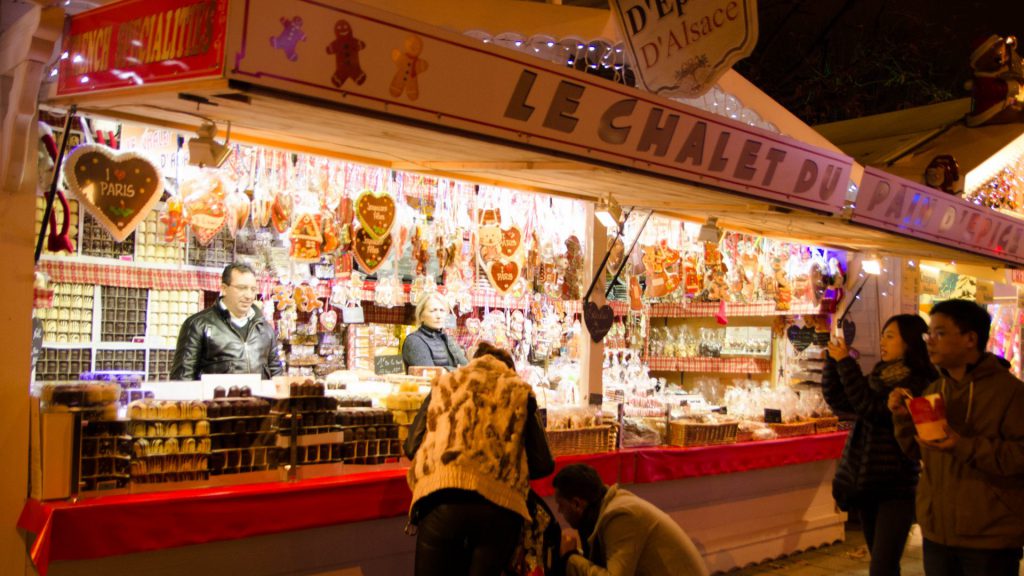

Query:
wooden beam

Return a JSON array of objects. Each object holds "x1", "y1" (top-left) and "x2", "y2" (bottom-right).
[{"x1": 390, "y1": 160, "x2": 602, "y2": 171}]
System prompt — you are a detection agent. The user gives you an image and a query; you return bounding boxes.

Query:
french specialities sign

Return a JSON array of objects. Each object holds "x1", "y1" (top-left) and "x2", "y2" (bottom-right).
[
  {"x1": 63, "y1": 144, "x2": 164, "y2": 242},
  {"x1": 227, "y1": 0, "x2": 852, "y2": 216},
  {"x1": 57, "y1": 0, "x2": 228, "y2": 95},
  {"x1": 854, "y1": 167, "x2": 1024, "y2": 265},
  {"x1": 610, "y1": 0, "x2": 759, "y2": 97}
]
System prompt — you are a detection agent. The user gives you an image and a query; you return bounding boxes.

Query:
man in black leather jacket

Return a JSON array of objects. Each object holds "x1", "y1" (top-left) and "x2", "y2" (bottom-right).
[{"x1": 170, "y1": 263, "x2": 284, "y2": 380}]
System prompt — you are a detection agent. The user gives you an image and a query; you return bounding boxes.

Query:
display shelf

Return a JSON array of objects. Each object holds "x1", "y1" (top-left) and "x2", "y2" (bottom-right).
[
  {"x1": 644, "y1": 356, "x2": 771, "y2": 373},
  {"x1": 609, "y1": 300, "x2": 821, "y2": 318}
]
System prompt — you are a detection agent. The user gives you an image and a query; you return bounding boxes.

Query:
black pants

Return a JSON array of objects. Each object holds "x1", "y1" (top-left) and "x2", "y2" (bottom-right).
[
  {"x1": 414, "y1": 491, "x2": 523, "y2": 576},
  {"x1": 922, "y1": 538, "x2": 1023, "y2": 576},
  {"x1": 859, "y1": 497, "x2": 916, "y2": 576}
]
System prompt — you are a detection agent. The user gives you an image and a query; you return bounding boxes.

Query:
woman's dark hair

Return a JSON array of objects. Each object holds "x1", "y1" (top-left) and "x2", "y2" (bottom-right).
[
  {"x1": 473, "y1": 341, "x2": 516, "y2": 370},
  {"x1": 552, "y1": 464, "x2": 607, "y2": 505},
  {"x1": 883, "y1": 314, "x2": 937, "y2": 379}
]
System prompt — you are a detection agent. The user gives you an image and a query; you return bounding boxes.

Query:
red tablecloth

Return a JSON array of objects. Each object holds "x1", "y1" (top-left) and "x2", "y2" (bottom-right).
[{"x1": 18, "y1": 433, "x2": 846, "y2": 575}]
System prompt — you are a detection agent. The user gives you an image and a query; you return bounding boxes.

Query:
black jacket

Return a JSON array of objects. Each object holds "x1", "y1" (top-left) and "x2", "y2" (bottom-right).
[
  {"x1": 822, "y1": 356, "x2": 930, "y2": 509},
  {"x1": 170, "y1": 301, "x2": 283, "y2": 380}
]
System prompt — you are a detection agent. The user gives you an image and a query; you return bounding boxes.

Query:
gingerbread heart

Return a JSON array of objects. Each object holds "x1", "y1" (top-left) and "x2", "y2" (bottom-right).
[
  {"x1": 583, "y1": 300, "x2": 614, "y2": 343},
  {"x1": 500, "y1": 226, "x2": 522, "y2": 258},
  {"x1": 486, "y1": 259, "x2": 520, "y2": 295},
  {"x1": 64, "y1": 144, "x2": 164, "y2": 242},
  {"x1": 320, "y1": 309, "x2": 338, "y2": 331},
  {"x1": 352, "y1": 226, "x2": 393, "y2": 273},
  {"x1": 355, "y1": 189, "x2": 396, "y2": 240}
]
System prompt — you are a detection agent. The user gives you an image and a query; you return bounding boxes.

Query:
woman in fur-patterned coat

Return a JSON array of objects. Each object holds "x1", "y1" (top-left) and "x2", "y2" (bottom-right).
[{"x1": 404, "y1": 342, "x2": 554, "y2": 576}]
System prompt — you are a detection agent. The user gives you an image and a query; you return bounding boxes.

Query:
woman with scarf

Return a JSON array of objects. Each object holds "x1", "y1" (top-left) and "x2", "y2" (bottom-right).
[{"x1": 823, "y1": 314, "x2": 936, "y2": 576}]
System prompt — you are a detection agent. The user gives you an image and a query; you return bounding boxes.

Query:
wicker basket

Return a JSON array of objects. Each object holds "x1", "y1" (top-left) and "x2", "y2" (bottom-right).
[
  {"x1": 767, "y1": 420, "x2": 817, "y2": 438},
  {"x1": 669, "y1": 420, "x2": 739, "y2": 447},
  {"x1": 546, "y1": 425, "x2": 618, "y2": 457},
  {"x1": 813, "y1": 416, "x2": 839, "y2": 434}
]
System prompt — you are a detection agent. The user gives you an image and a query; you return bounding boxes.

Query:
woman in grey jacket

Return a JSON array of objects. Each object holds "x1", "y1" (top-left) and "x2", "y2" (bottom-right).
[{"x1": 401, "y1": 293, "x2": 467, "y2": 372}]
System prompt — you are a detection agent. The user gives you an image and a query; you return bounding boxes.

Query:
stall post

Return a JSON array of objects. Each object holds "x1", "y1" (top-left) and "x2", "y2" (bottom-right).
[
  {"x1": 580, "y1": 203, "x2": 606, "y2": 405},
  {"x1": 0, "y1": 5, "x2": 65, "y2": 575}
]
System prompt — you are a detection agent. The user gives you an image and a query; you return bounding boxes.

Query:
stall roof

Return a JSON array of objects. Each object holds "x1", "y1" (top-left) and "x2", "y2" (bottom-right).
[
  {"x1": 815, "y1": 98, "x2": 1024, "y2": 195},
  {"x1": 45, "y1": 0, "x2": 1016, "y2": 266}
]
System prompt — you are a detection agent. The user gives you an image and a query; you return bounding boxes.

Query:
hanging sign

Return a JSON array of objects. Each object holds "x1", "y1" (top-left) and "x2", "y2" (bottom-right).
[
  {"x1": 227, "y1": 0, "x2": 852, "y2": 215},
  {"x1": 64, "y1": 144, "x2": 164, "y2": 242},
  {"x1": 854, "y1": 168, "x2": 1024, "y2": 265},
  {"x1": 57, "y1": 0, "x2": 228, "y2": 95},
  {"x1": 609, "y1": 0, "x2": 759, "y2": 98}
]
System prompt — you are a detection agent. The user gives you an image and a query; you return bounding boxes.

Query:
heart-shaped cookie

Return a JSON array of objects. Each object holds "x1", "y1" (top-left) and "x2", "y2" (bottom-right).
[
  {"x1": 320, "y1": 309, "x2": 338, "y2": 331},
  {"x1": 486, "y1": 259, "x2": 520, "y2": 294},
  {"x1": 355, "y1": 189, "x2": 396, "y2": 240},
  {"x1": 583, "y1": 300, "x2": 615, "y2": 343},
  {"x1": 64, "y1": 145, "x2": 163, "y2": 242},
  {"x1": 352, "y1": 226, "x2": 393, "y2": 273},
  {"x1": 500, "y1": 226, "x2": 522, "y2": 258}
]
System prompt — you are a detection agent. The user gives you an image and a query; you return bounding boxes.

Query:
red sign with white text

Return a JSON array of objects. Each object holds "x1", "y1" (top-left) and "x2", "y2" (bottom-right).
[
  {"x1": 57, "y1": 0, "x2": 228, "y2": 95},
  {"x1": 854, "y1": 168, "x2": 1024, "y2": 265}
]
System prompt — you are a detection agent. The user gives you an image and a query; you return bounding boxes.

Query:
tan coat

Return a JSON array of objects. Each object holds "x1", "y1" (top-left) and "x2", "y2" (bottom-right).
[
  {"x1": 406, "y1": 355, "x2": 535, "y2": 520},
  {"x1": 893, "y1": 353, "x2": 1024, "y2": 549},
  {"x1": 567, "y1": 485, "x2": 709, "y2": 576}
]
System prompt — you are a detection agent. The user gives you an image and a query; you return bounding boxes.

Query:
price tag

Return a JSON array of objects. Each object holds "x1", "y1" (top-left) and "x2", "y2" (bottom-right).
[
  {"x1": 374, "y1": 354, "x2": 404, "y2": 375},
  {"x1": 764, "y1": 408, "x2": 783, "y2": 424},
  {"x1": 31, "y1": 318, "x2": 43, "y2": 370}
]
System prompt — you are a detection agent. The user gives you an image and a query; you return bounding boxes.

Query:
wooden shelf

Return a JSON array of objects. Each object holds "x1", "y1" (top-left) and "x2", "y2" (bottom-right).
[{"x1": 644, "y1": 356, "x2": 771, "y2": 374}]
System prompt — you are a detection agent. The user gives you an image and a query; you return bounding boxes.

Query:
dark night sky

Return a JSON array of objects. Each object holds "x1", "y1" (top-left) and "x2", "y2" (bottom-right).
[
  {"x1": 732, "y1": 0, "x2": 1024, "y2": 124},
  {"x1": 560, "y1": 0, "x2": 1024, "y2": 125}
]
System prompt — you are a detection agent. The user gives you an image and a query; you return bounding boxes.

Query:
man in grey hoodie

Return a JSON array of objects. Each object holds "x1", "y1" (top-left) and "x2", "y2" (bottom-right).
[{"x1": 889, "y1": 299, "x2": 1024, "y2": 576}]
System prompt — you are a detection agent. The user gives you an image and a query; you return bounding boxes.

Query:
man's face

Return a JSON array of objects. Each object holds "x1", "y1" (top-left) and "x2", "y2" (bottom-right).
[
  {"x1": 925, "y1": 313, "x2": 976, "y2": 369},
  {"x1": 221, "y1": 270, "x2": 258, "y2": 318},
  {"x1": 554, "y1": 490, "x2": 586, "y2": 529}
]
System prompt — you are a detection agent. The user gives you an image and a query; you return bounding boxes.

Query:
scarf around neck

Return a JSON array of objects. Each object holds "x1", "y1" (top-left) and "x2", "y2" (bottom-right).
[{"x1": 869, "y1": 359, "x2": 911, "y2": 392}]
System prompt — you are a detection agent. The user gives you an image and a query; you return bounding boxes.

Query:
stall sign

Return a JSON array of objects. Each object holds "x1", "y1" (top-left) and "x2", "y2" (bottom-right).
[
  {"x1": 58, "y1": 0, "x2": 228, "y2": 95},
  {"x1": 610, "y1": 0, "x2": 758, "y2": 98},
  {"x1": 854, "y1": 168, "x2": 1024, "y2": 266},
  {"x1": 227, "y1": 0, "x2": 852, "y2": 215}
]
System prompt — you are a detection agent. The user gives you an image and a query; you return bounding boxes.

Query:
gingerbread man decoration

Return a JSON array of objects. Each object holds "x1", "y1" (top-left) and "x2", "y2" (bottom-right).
[
  {"x1": 270, "y1": 16, "x2": 306, "y2": 62},
  {"x1": 326, "y1": 19, "x2": 366, "y2": 88},
  {"x1": 390, "y1": 35, "x2": 428, "y2": 100}
]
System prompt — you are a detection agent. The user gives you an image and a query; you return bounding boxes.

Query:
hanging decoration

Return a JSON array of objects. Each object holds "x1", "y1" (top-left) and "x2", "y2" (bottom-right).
[
  {"x1": 289, "y1": 212, "x2": 323, "y2": 262},
  {"x1": 182, "y1": 174, "x2": 227, "y2": 246},
  {"x1": 354, "y1": 189, "x2": 396, "y2": 240},
  {"x1": 63, "y1": 144, "x2": 164, "y2": 242},
  {"x1": 352, "y1": 226, "x2": 393, "y2": 273}
]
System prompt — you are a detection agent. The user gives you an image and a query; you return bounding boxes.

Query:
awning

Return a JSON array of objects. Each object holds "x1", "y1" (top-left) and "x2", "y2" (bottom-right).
[
  {"x1": 815, "y1": 98, "x2": 1024, "y2": 196},
  {"x1": 46, "y1": 0, "x2": 1022, "y2": 266}
]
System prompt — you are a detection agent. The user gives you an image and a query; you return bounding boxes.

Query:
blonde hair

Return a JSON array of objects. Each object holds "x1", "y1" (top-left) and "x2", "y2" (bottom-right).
[{"x1": 414, "y1": 293, "x2": 448, "y2": 327}]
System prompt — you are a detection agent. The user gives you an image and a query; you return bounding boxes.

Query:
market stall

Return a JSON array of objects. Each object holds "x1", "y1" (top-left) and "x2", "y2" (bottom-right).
[{"x1": 11, "y1": 1, "x2": 1024, "y2": 576}]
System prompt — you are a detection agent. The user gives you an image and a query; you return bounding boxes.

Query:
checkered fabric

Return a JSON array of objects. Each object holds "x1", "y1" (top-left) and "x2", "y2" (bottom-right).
[
  {"x1": 33, "y1": 288, "x2": 55, "y2": 309},
  {"x1": 40, "y1": 260, "x2": 222, "y2": 291}
]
